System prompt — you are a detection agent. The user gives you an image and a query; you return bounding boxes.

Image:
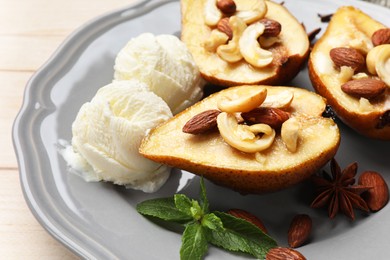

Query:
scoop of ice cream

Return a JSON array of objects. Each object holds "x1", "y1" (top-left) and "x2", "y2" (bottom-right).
[
  {"x1": 71, "y1": 80, "x2": 172, "y2": 192},
  {"x1": 114, "y1": 33, "x2": 205, "y2": 114}
]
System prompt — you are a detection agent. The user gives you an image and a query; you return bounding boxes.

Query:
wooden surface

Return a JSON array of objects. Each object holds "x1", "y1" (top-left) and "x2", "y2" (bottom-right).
[{"x1": 0, "y1": 0, "x2": 137, "y2": 258}]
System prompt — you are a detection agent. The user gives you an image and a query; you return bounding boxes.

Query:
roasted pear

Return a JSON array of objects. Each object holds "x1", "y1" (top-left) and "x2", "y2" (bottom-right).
[
  {"x1": 309, "y1": 6, "x2": 390, "y2": 140},
  {"x1": 180, "y1": 0, "x2": 310, "y2": 87},
  {"x1": 139, "y1": 86, "x2": 340, "y2": 193}
]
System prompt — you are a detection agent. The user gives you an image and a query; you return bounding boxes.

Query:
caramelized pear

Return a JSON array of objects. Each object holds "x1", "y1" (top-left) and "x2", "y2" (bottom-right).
[
  {"x1": 309, "y1": 6, "x2": 390, "y2": 140},
  {"x1": 180, "y1": 0, "x2": 309, "y2": 87},
  {"x1": 140, "y1": 86, "x2": 340, "y2": 193}
]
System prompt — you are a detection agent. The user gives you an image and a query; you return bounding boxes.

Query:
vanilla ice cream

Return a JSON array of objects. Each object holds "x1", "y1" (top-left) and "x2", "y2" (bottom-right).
[
  {"x1": 114, "y1": 33, "x2": 205, "y2": 114},
  {"x1": 70, "y1": 80, "x2": 172, "y2": 192}
]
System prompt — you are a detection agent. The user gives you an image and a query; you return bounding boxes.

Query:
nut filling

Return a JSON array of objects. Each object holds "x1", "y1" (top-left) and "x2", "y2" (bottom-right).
[
  {"x1": 203, "y1": 0, "x2": 282, "y2": 67},
  {"x1": 328, "y1": 29, "x2": 390, "y2": 105},
  {"x1": 182, "y1": 87, "x2": 302, "y2": 153}
]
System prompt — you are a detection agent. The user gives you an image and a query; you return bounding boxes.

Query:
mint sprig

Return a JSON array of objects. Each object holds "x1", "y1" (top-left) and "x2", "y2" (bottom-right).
[{"x1": 136, "y1": 178, "x2": 277, "y2": 260}]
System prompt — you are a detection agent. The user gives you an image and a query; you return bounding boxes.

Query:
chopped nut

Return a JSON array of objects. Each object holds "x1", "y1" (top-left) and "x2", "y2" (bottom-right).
[{"x1": 281, "y1": 117, "x2": 300, "y2": 152}]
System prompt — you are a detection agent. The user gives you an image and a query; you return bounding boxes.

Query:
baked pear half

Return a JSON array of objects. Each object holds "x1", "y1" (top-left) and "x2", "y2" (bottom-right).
[
  {"x1": 180, "y1": 0, "x2": 310, "y2": 87},
  {"x1": 309, "y1": 6, "x2": 390, "y2": 140},
  {"x1": 140, "y1": 85, "x2": 340, "y2": 193}
]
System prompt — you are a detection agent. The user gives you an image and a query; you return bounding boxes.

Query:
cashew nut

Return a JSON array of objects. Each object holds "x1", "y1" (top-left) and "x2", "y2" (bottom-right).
[
  {"x1": 235, "y1": 0, "x2": 267, "y2": 24},
  {"x1": 204, "y1": 29, "x2": 229, "y2": 52},
  {"x1": 239, "y1": 22, "x2": 273, "y2": 68},
  {"x1": 261, "y1": 90, "x2": 294, "y2": 109},
  {"x1": 204, "y1": 0, "x2": 223, "y2": 26},
  {"x1": 217, "y1": 16, "x2": 247, "y2": 63},
  {"x1": 217, "y1": 87, "x2": 267, "y2": 113},
  {"x1": 366, "y1": 44, "x2": 390, "y2": 87},
  {"x1": 217, "y1": 112, "x2": 275, "y2": 153},
  {"x1": 281, "y1": 117, "x2": 300, "y2": 152}
]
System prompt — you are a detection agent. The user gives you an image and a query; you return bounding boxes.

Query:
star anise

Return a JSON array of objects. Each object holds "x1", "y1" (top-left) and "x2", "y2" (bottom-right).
[{"x1": 310, "y1": 158, "x2": 371, "y2": 220}]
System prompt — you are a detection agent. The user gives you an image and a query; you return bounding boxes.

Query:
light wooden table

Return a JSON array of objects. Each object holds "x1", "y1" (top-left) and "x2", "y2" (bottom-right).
[{"x1": 0, "y1": 0, "x2": 136, "y2": 258}]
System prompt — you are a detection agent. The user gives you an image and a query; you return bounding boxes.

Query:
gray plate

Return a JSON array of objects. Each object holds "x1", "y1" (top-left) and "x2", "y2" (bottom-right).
[{"x1": 13, "y1": 0, "x2": 390, "y2": 259}]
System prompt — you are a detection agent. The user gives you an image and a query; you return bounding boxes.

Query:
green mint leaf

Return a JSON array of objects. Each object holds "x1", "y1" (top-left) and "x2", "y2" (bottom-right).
[
  {"x1": 199, "y1": 177, "x2": 209, "y2": 213},
  {"x1": 174, "y1": 194, "x2": 193, "y2": 216},
  {"x1": 209, "y1": 211, "x2": 277, "y2": 259},
  {"x1": 180, "y1": 222, "x2": 208, "y2": 260},
  {"x1": 190, "y1": 200, "x2": 203, "y2": 220},
  {"x1": 136, "y1": 197, "x2": 193, "y2": 223},
  {"x1": 201, "y1": 213, "x2": 224, "y2": 231}
]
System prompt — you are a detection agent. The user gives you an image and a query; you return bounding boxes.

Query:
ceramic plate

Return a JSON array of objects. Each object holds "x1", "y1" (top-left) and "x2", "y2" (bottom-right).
[{"x1": 13, "y1": 0, "x2": 390, "y2": 259}]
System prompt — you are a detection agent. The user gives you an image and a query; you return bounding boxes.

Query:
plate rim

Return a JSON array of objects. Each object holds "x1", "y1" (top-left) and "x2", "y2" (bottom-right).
[{"x1": 12, "y1": 0, "x2": 390, "y2": 258}]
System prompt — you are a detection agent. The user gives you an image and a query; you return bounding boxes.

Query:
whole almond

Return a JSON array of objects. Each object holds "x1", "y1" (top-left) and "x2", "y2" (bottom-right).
[
  {"x1": 259, "y1": 18, "x2": 282, "y2": 37},
  {"x1": 287, "y1": 214, "x2": 312, "y2": 248},
  {"x1": 241, "y1": 107, "x2": 290, "y2": 129},
  {"x1": 266, "y1": 247, "x2": 306, "y2": 260},
  {"x1": 358, "y1": 171, "x2": 389, "y2": 212},
  {"x1": 227, "y1": 208, "x2": 268, "y2": 233},
  {"x1": 329, "y1": 47, "x2": 365, "y2": 72},
  {"x1": 341, "y1": 78, "x2": 387, "y2": 99},
  {"x1": 182, "y1": 110, "x2": 221, "y2": 135},
  {"x1": 217, "y1": 18, "x2": 233, "y2": 40},
  {"x1": 217, "y1": 0, "x2": 236, "y2": 15},
  {"x1": 371, "y1": 28, "x2": 390, "y2": 46}
]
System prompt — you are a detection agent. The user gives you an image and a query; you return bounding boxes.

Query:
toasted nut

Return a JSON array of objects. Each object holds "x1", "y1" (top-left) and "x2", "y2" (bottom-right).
[
  {"x1": 217, "y1": 112, "x2": 275, "y2": 153},
  {"x1": 359, "y1": 171, "x2": 389, "y2": 212},
  {"x1": 372, "y1": 28, "x2": 390, "y2": 46},
  {"x1": 204, "y1": 29, "x2": 229, "y2": 52},
  {"x1": 366, "y1": 44, "x2": 390, "y2": 87},
  {"x1": 259, "y1": 18, "x2": 282, "y2": 37},
  {"x1": 266, "y1": 247, "x2": 306, "y2": 260},
  {"x1": 329, "y1": 47, "x2": 365, "y2": 72},
  {"x1": 258, "y1": 36, "x2": 279, "y2": 48},
  {"x1": 241, "y1": 107, "x2": 290, "y2": 129},
  {"x1": 217, "y1": 0, "x2": 236, "y2": 15},
  {"x1": 359, "y1": 97, "x2": 374, "y2": 112},
  {"x1": 239, "y1": 22, "x2": 273, "y2": 68},
  {"x1": 261, "y1": 90, "x2": 294, "y2": 109},
  {"x1": 217, "y1": 87, "x2": 267, "y2": 113},
  {"x1": 204, "y1": 0, "x2": 223, "y2": 26},
  {"x1": 227, "y1": 208, "x2": 268, "y2": 233},
  {"x1": 281, "y1": 117, "x2": 300, "y2": 152},
  {"x1": 337, "y1": 66, "x2": 354, "y2": 84},
  {"x1": 341, "y1": 78, "x2": 387, "y2": 99},
  {"x1": 288, "y1": 214, "x2": 312, "y2": 248},
  {"x1": 182, "y1": 110, "x2": 221, "y2": 135},
  {"x1": 235, "y1": 0, "x2": 267, "y2": 24},
  {"x1": 217, "y1": 16, "x2": 247, "y2": 62},
  {"x1": 217, "y1": 17, "x2": 233, "y2": 40}
]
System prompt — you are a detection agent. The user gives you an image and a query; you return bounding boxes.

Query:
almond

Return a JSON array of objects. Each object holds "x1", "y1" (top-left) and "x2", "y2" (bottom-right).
[
  {"x1": 329, "y1": 47, "x2": 365, "y2": 72},
  {"x1": 217, "y1": 0, "x2": 236, "y2": 15},
  {"x1": 217, "y1": 17, "x2": 233, "y2": 40},
  {"x1": 287, "y1": 214, "x2": 312, "y2": 248},
  {"x1": 259, "y1": 18, "x2": 282, "y2": 37},
  {"x1": 358, "y1": 171, "x2": 389, "y2": 212},
  {"x1": 182, "y1": 110, "x2": 221, "y2": 135},
  {"x1": 227, "y1": 208, "x2": 268, "y2": 233},
  {"x1": 241, "y1": 107, "x2": 290, "y2": 129},
  {"x1": 371, "y1": 28, "x2": 390, "y2": 46},
  {"x1": 266, "y1": 247, "x2": 306, "y2": 260},
  {"x1": 341, "y1": 78, "x2": 387, "y2": 99}
]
